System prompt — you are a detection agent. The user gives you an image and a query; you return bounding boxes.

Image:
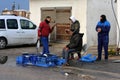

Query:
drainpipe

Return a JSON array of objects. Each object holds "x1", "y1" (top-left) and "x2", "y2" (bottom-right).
[
  {"x1": 117, "y1": 0, "x2": 120, "y2": 53},
  {"x1": 111, "y1": 0, "x2": 120, "y2": 54}
]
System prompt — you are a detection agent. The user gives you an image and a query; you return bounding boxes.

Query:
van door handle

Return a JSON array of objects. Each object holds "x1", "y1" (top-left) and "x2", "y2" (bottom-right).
[
  {"x1": 16, "y1": 32, "x2": 20, "y2": 33},
  {"x1": 21, "y1": 31, "x2": 24, "y2": 33}
]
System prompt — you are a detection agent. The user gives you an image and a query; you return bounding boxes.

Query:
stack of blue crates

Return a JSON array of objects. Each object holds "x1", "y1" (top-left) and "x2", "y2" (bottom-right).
[{"x1": 16, "y1": 53, "x2": 66, "y2": 67}]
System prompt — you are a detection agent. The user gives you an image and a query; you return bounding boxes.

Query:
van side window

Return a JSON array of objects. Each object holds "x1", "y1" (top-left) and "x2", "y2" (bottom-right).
[
  {"x1": 7, "y1": 19, "x2": 18, "y2": 29},
  {"x1": 20, "y1": 19, "x2": 36, "y2": 29},
  {"x1": 0, "y1": 19, "x2": 5, "y2": 29}
]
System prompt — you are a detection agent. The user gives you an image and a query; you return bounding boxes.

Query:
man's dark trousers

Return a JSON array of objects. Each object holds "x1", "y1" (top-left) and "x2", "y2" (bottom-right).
[{"x1": 98, "y1": 35, "x2": 109, "y2": 60}]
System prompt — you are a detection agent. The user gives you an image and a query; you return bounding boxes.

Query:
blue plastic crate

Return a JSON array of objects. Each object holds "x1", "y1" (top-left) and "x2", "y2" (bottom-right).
[{"x1": 16, "y1": 53, "x2": 66, "y2": 67}]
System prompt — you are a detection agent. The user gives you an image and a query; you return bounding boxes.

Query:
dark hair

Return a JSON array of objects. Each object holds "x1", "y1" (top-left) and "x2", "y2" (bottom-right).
[
  {"x1": 46, "y1": 16, "x2": 51, "y2": 18},
  {"x1": 100, "y1": 14, "x2": 106, "y2": 23}
]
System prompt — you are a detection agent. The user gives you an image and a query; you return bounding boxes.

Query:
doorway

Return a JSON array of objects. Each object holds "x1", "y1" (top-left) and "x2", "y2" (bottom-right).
[{"x1": 41, "y1": 7, "x2": 72, "y2": 42}]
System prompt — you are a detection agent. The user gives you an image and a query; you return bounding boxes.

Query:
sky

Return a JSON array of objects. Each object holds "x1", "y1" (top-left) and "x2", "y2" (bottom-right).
[{"x1": 0, "y1": 0, "x2": 29, "y2": 13}]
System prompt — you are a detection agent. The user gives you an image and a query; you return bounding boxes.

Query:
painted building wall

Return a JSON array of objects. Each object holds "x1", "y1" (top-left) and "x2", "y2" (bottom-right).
[
  {"x1": 87, "y1": 0, "x2": 117, "y2": 47},
  {"x1": 30, "y1": 0, "x2": 87, "y2": 44},
  {"x1": 30, "y1": 0, "x2": 117, "y2": 47}
]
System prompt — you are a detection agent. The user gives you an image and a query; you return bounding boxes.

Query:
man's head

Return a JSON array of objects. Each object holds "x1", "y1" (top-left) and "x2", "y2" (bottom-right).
[
  {"x1": 45, "y1": 16, "x2": 51, "y2": 24},
  {"x1": 100, "y1": 15, "x2": 106, "y2": 23},
  {"x1": 69, "y1": 16, "x2": 76, "y2": 23}
]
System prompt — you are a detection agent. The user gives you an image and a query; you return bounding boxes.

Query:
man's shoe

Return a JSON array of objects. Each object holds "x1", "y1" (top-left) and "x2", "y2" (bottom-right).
[
  {"x1": 105, "y1": 59, "x2": 108, "y2": 62},
  {"x1": 96, "y1": 58, "x2": 101, "y2": 61},
  {"x1": 65, "y1": 63, "x2": 70, "y2": 66}
]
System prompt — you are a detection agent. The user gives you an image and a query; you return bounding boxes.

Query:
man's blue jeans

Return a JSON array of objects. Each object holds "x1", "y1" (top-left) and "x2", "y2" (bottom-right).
[
  {"x1": 62, "y1": 49, "x2": 76, "y2": 63},
  {"x1": 41, "y1": 36, "x2": 49, "y2": 54}
]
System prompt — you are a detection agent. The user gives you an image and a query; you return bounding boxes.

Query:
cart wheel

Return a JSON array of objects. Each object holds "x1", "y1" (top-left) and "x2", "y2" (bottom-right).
[
  {"x1": 0, "y1": 56, "x2": 8, "y2": 64},
  {"x1": 0, "y1": 38, "x2": 7, "y2": 49}
]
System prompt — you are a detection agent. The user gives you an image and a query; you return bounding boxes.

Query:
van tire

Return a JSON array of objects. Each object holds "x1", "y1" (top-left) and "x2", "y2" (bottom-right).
[
  {"x1": 0, "y1": 56, "x2": 8, "y2": 64},
  {"x1": 0, "y1": 38, "x2": 7, "y2": 49}
]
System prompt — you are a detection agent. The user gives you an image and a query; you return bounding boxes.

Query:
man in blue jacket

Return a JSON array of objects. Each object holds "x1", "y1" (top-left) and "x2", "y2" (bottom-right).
[{"x1": 96, "y1": 15, "x2": 111, "y2": 61}]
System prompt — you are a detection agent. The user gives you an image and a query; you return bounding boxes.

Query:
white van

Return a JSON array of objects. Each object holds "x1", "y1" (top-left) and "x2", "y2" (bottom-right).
[{"x1": 0, "y1": 15, "x2": 38, "y2": 49}]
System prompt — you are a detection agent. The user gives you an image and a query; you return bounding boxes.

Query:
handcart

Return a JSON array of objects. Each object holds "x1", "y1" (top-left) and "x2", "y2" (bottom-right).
[
  {"x1": 16, "y1": 53, "x2": 66, "y2": 67},
  {"x1": 16, "y1": 39, "x2": 66, "y2": 67}
]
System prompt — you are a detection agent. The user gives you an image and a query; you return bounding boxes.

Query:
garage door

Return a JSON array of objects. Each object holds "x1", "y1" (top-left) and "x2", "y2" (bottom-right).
[{"x1": 41, "y1": 7, "x2": 71, "y2": 42}]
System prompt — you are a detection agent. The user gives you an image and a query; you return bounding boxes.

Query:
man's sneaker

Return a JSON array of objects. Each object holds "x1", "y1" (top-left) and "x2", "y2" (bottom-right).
[{"x1": 43, "y1": 54, "x2": 48, "y2": 57}]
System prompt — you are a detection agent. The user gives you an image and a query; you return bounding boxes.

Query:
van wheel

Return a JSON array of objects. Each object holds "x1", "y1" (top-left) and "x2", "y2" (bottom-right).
[
  {"x1": 0, "y1": 56, "x2": 8, "y2": 64},
  {"x1": 0, "y1": 38, "x2": 7, "y2": 49}
]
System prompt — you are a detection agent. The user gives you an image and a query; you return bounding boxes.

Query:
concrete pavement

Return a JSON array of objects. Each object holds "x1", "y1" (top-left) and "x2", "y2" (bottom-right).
[{"x1": 0, "y1": 43, "x2": 120, "y2": 80}]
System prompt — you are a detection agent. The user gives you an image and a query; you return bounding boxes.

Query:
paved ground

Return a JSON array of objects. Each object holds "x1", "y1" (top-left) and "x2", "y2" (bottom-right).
[{"x1": 0, "y1": 43, "x2": 120, "y2": 80}]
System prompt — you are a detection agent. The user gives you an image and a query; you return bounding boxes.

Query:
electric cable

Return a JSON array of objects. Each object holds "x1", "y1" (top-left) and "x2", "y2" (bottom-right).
[{"x1": 111, "y1": 0, "x2": 120, "y2": 48}]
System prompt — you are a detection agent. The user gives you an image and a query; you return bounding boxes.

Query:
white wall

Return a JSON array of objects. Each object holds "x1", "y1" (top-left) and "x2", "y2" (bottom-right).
[
  {"x1": 30, "y1": 0, "x2": 87, "y2": 44},
  {"x1": 87, "y1": 0, "x2": 117, "y2": 47}
]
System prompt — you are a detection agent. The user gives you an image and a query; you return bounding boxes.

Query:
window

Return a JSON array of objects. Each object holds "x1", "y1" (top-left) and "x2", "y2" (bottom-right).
[
  {"x1": 20, "y1": 19, "x2": 36, "y2": 29},
  {"x1": 0, "y1": 19, "x2": 5, "y2": 29},
  {"x1": 7, "y1": 19, "x2": 18, "y2": 29}
]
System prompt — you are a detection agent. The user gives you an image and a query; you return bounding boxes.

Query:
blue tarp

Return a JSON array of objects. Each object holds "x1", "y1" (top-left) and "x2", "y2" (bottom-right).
[{"x1": 80, "y1": 54, "x2": 97, "y2": 62}]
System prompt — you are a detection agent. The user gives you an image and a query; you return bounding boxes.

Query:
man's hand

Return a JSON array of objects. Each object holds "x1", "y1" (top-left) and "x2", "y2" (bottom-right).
[
  {"x1": 65, "y1": 29, "x2": 70, "y2": 34},
  {"x1": 38, "y1": 37, "x2": 40, "y2": 40},
  {"x1": 53, "y1": 23, "x2": 56, "y2": 27},
  {"x1": 65, "y1": 29, "x2": 73, "y2": 35},
  {"x1": 51, "y1": 23, "x2": 56, "y2": 29},
  {"x1": 97, "y1": 28, "x2": 101, "y2": 32},
  {"x1": 64, "y1": 46, "x2": 69, "y2": 51},
  {"x1": 65, "y1": 47, "x2": 69, "y2": 51}
]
